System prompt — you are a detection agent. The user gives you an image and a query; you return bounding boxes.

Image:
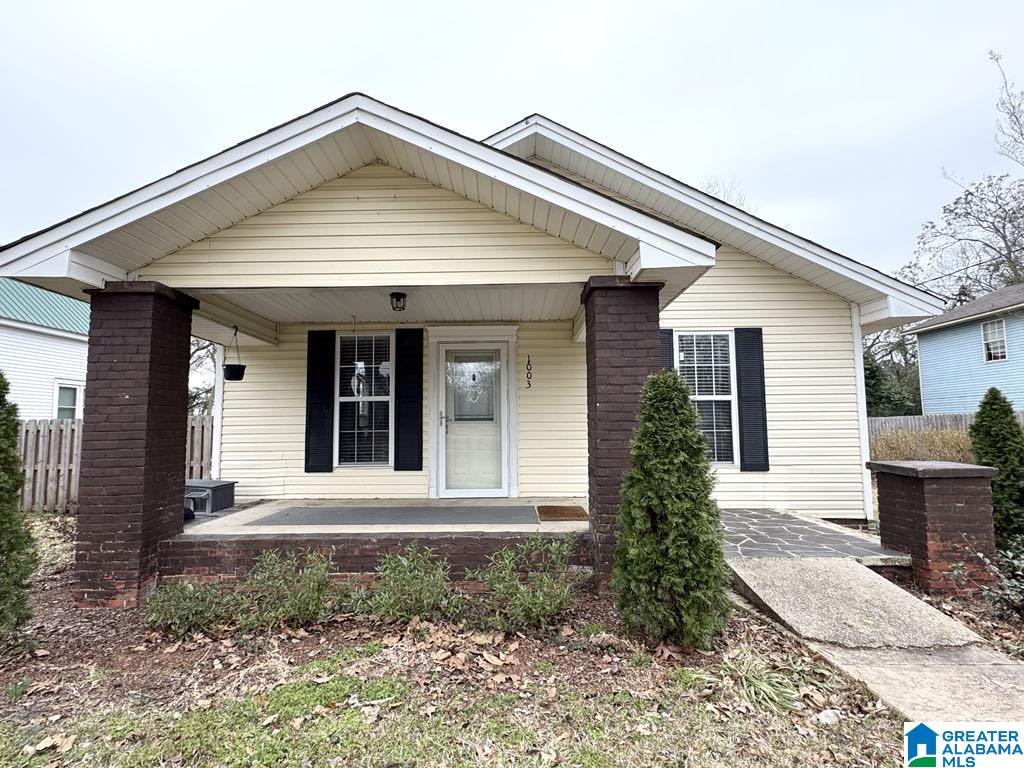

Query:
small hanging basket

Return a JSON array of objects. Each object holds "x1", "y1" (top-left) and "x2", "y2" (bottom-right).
[
  {"x1": 222, "y1": 326, "x2": 246, "y2": 381},
  {"x1": 223, "y1": 363, "x2": 246, "y2": 381}
]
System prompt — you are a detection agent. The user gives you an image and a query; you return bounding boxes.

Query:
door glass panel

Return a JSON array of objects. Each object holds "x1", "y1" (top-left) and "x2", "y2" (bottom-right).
[{"x1": 444, "y1": 349, "x2": 502, "y2": 491}]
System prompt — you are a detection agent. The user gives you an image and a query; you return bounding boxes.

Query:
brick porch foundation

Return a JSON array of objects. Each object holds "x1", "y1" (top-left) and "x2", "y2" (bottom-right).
[
  {"x1": 582, "y1": 275, "x2": 663, "y2": 576},
  {"x1": 75, "y1": 282, "x2": 197, "y2": 607},
  {"x1": 867, "y1": 460, "x2": 998, "y2": 594},
  {"x1": 158, "y1": 532, "x2": 591, "y2": 582}
]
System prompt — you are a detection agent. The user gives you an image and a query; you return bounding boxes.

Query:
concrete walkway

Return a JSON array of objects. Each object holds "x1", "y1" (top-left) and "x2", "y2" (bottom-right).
[{"x1": 730, "y1": 556, "x2": 1024, "y2": 721}]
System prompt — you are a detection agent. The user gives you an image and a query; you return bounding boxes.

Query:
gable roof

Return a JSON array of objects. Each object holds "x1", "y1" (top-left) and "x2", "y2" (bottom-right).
[
  {"x1": 0, "y1": 94, "x2": 942, "y2": 333},
  {"x1": 0, "y1": 278, "x2": 89, "y2": 335},
  {"x1": 911, "y1": 283, "x2": 1024, "y2": 334},
  {"x1": 486, "y1": 114, "x2": 944, "y2": 333},
  {"x1": 0, "y1": 94, "x2": 713, "y2": 303}
]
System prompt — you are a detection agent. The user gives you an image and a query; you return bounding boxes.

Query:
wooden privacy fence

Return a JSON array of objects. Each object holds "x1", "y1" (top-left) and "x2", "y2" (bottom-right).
[
  {"x1": 17, "y1": 415, "x2": 214, "y2": 513},
  {"x1": 869, "y1": 411, "x2": 1024, "y2": 436}
]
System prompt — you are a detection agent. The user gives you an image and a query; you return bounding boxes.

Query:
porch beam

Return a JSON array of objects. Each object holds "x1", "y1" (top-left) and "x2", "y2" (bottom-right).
[{"x1": 192, "y1": 294, "x2": 279, "y2": 346}]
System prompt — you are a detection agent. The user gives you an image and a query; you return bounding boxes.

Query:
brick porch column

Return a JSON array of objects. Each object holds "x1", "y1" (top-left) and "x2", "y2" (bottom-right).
[
  {"x1": 75, "y1": 281, "x2": 198, "y2": 607},
  {"x1": 867, "y1": 460, "x2": 998, "y2": 594},
  {"x1": 582, "y1": 275, "x2": 664, "y2": 576}
]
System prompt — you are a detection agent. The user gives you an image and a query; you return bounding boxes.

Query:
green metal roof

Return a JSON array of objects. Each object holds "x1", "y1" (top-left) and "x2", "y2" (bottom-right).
[{"x1": 0, "y1": 278, "x2": 90, "y2": 335}]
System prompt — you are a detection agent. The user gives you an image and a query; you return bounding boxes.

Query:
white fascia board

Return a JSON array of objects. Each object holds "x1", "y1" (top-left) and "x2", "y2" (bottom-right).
[
  {"x1": 859, "y1": 295, "x2": 937, "y2": 335},
  {"x1": 2, "y1": 95, "x2": 715, "y2": 279},
  {"x1": 627, "y1": 242, "x2": 712, "y2": 308},
  {"x1": 1, "y1": 247, "x2": 136, "y2": 290},
  {"x1": 488, "y1": 117, "x2": 943, "y2": 317}
]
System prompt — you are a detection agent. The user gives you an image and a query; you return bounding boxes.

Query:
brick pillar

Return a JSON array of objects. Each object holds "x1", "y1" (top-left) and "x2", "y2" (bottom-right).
[
  {"x1": 582, "y1": 275, "x2": 664, "y2": 576},
  {"x1": 75, "y1": 281, "x2": 198, "y2": 607},
  {"x1": 867, "y1": 460, "x2": 998, "y2": 594}
]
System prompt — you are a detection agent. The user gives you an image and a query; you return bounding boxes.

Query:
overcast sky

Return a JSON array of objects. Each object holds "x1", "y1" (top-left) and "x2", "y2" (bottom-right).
[{"x1": 1, "y1": 0, "x2": 1022, "y2": 276}]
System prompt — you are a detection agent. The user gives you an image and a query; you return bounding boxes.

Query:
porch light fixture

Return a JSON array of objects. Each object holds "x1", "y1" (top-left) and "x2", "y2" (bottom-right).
[
  {"x1": 389, "y1": 291, "x2": 407, "y2": 312},
  {"x1": 223, "y1": 325, "x2": 247, "y2": 381}
]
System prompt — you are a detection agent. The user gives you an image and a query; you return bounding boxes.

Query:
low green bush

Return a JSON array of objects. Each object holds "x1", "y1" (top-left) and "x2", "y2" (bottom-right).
[
  {"x1": 235, "y1": 550, "x2": 337, "y2": 632},
  {"x1": 144, "y1": 581, "x2": 233, "y2": 639},
  {"x1": 465, "y1": 537, "x2": 577, "y2": 632},
  {"x1": 364, "y1": 545, "x2": 455, "y2": 621}
]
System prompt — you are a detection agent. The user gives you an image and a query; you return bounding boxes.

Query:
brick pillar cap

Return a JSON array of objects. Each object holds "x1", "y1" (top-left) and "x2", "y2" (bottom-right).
[
  {"x1": 85, "y1": 280, "x2": 199, "y2": 310},
  {"x1": 866, "y1": 460, "x2": 997, "y2": 479},
  {"x1": 580, "y1": 275, "x2": 665, "y2": 305}
]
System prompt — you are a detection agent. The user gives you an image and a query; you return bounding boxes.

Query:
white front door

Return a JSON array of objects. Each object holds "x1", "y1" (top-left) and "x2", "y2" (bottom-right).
[{"x1": 438, "y1": 342, "x2": 509, "y2": 497}]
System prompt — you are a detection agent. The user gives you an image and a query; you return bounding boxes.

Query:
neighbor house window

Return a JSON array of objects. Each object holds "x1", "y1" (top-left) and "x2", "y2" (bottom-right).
[
  {"x1": 982, "y1": 319, "x2": 1008, "y2": 362},
  {"x1": 54, "y1": 383, "x2": 83, "y2": 420},
  {"x1": 675, "y1": 332, "x2": 735, "y2": 463},
  {"x1": 337, "y1": 334, "x2": 393, "y2": 464}
]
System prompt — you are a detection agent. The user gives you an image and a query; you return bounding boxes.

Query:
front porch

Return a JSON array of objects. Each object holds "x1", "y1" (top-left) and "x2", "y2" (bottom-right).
[{"x1": 160, "y1": 497, "x2": 592, "y2": 582}]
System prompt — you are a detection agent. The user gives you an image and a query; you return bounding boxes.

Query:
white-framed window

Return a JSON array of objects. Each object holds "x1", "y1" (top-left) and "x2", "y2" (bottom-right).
[
  {"x1": 53, "y1": 381, "x2": 84, "y2": 420},
  {"x1": 674, "y1": 331, "x2": 738, "y2": 464},
  {"x1": 335, "y1": 332, "x2": 394, "y2": 465},
  {"x1": 982, "y1": 319, "x2": 1008, "y2": 362}
]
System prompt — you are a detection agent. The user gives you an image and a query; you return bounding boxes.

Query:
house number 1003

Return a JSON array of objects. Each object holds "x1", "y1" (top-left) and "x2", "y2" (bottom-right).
[{"x1": 525, "y1": 355, "x2": 533, "y2": 388}]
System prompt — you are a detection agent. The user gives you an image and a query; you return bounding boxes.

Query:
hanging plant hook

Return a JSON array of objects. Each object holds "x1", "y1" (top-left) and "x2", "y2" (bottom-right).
[{"x1": 222, "y1": 325, "x2": 247, "y2": 381}]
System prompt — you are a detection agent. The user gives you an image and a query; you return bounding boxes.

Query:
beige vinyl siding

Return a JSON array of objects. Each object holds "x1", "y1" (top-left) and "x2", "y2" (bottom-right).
[
  {"x1": 138, "y1": 164, "x2": 614, "y2": 289},
  {"x1": 662, "y1": 248, "x2": 866, "y2": 518},
  {"x1": 222, "y1": 324, "x2": 429, "y2": 500},
  {"x1": 516, "y1": 322, "x2": 588, "y2": 497},
  {"x1": 221, "y1": 321, "x2": 587, "y2": 501}
]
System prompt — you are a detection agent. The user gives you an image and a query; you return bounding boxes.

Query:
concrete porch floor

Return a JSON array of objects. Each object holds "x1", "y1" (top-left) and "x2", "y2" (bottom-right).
[{"x1": 183, "y1": 497, "x2": 591, "y2": 537}]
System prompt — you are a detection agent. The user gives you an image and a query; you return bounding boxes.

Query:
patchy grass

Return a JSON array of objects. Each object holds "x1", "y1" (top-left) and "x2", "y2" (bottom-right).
[
  {"x1": 3, "y1": 665, "x2": 900, "y2": 768},
  {"x1": 0, "y1": 601, "x2": 904, "y2": 767},
  {"x1": 0, "y1": 518, "x2": 903, "y2": 766}
]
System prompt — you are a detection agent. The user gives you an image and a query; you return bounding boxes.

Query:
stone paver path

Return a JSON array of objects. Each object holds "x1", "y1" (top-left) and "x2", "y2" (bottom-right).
[{"x1": 720, "y1": 508, "x2": 907, "y2": 564}]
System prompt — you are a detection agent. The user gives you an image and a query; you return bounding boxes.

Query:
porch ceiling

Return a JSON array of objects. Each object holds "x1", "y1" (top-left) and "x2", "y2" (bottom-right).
[{"x1": 193, "y1": 283, "x2": 584, "y2": 325}]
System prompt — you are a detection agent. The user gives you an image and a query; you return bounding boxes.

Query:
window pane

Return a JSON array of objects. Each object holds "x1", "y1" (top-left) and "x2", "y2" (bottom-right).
[
  {"x1": 374, "y1": 335, "x2": 390, "y2": 364},
  {"x1": 338, "y1": 431, "x2": 355, "y2": 464},
  {"x1": 338, "y1": 335, "x2": 392, "y2": 464},
  {"x1": 57, "y1": 407, "x2": 76, "y2": 420},
  {"x1": 340, "y1": 336, "x2": 356, "y2": 363},
  {"x1": 356, "y1": 336, "x2": 375, "y2": 365},
  {"x1": 57, "y1": 386, "x2": 77, "y2": 408}
]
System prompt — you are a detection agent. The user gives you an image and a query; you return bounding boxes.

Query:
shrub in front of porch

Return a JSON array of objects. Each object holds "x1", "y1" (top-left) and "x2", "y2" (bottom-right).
[
  {"x1": 464, "y1": 537, "x2": 577, "y2": 632},
  {"x1": 357, "y1": 545, "x2": 455, "y2": 621},
  {"x1": 0, "y1": 371, "x2": 38, "y2": 640},
  {"x1": 612, "y1": 370, "x2": 731, "y2": 649}
]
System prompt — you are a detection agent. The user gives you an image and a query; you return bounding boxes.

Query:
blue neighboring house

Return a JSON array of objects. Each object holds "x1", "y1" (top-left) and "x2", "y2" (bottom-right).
[{"x1": 912, "y1": 284, "x2": 1024, "y2": 414}]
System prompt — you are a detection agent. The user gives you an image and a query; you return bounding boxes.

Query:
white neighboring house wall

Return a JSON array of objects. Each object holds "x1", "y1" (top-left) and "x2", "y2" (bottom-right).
[{"x1": 0, "y1": 318, "x2": 88, "y2": 419}]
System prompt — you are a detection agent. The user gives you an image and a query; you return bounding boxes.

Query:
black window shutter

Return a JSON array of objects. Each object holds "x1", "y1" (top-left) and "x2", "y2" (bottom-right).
[
  {"x1": 393, "y1": 328, "x2": 424, "y2": 471},
  {"x1": 659, "y1": 328, "x2": 675, "y2": 370},
  {"x1": 734, "y1": 328, "x2": 769, "y2": 471},
  {"x1": 304, "y1": 330, "x2": 336, "y2": 473}
]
